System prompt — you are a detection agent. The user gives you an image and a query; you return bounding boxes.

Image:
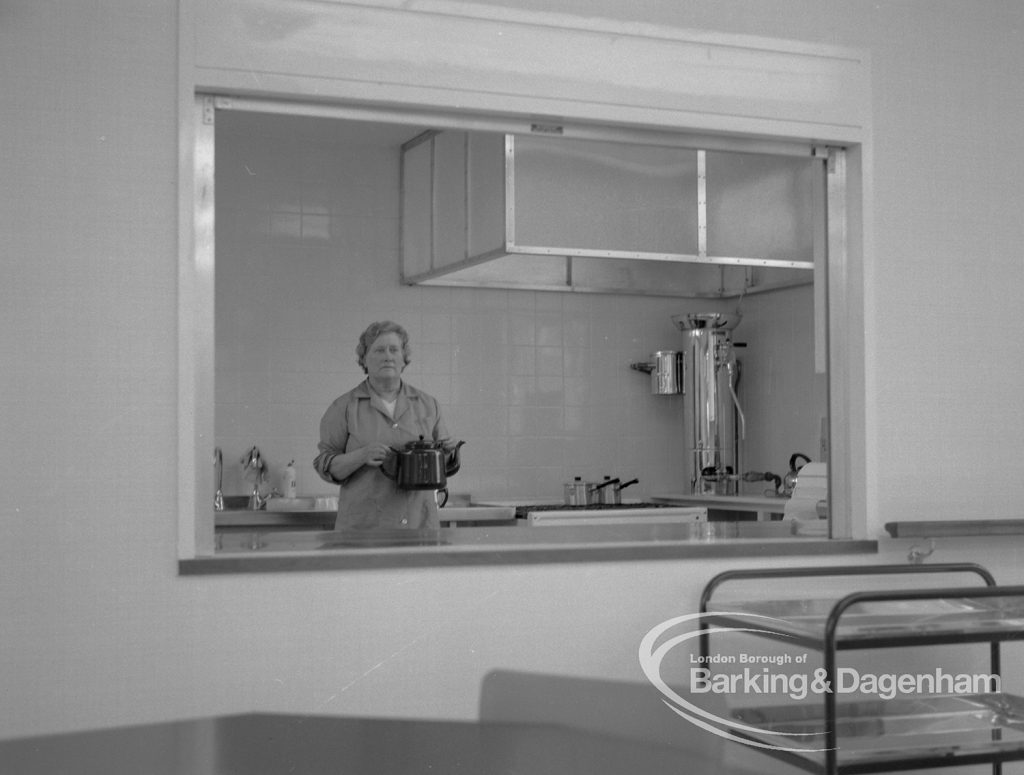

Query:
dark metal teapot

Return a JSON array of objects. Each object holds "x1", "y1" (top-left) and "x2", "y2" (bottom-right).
[{"x1": 382, "y1": 436, "x2": 465, "y2": 491}]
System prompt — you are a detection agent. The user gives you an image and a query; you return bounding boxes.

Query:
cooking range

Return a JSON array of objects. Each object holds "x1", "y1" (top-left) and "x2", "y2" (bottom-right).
[
  {"x1": 520, "y1": 502, "x2": 706, "y2": 526},
  {"x1": 474, "y1": 497, "x2": 706, "y2": 526}
]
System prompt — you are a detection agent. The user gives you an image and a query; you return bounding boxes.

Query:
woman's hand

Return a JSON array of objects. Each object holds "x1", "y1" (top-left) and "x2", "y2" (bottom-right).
[{"x1": 363, "y1": 442, "x2": 392, "y2": 468}]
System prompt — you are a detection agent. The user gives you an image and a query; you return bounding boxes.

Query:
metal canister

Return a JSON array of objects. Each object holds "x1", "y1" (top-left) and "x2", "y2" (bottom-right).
[
  {"x1": 563, "y1": 477, "x2": 592, "y2": 506},
  {"x1": 651, "y1": 350, "x2": 683, "y2": 395}
]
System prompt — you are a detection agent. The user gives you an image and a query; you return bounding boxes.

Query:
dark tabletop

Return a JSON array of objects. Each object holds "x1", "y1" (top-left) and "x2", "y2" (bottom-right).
[{"x1": 0, "y1": 713, "x2": 703, "y2": 775}]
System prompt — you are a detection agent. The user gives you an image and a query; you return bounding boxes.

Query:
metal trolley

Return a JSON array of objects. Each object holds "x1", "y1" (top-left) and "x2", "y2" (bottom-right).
[{"x1": 698, "y1": 563, "x2": 1024, "y2": 775}]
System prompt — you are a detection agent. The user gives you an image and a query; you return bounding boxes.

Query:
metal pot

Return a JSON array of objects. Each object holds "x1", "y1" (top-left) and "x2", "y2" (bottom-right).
[
  {"x1": 564, "y1": 477, "x2": 596, "y2": 506},
  {"x1": 593, "y1": 477, "x2": 620, "y2": 505},
  {"x1": 382, "y1": 437, "x2": 465, "y2": 491},
  {"x1": 594, "y1": 477, "x2": 640, "y2": 504},
  {"x1": 613, "y1": 477, "x2": 639, "y2": 504}
]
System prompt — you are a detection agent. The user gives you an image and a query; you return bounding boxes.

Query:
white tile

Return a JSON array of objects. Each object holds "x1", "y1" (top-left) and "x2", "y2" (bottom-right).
[
  {"x1": 420, "y1": 313, "x2": 452, "y2": 343},
  {"x1": 508, "y1": 313, "x2": 535, "y2": 346},
  {"x1": 536, "y1": 346, "x2": 563, "y2": 377},
  {"x1": 509, "y1": 406, "x2": 564, "y2": 436},
  {"x1": 413, "y1": 343, "x2": 452, "y2": 375},
  {"x1": 508, "y1": 437, "x2": 566, "y2": 468},
  {"x1": 563, "y1": 377, "x2": 591, "y2": 407},
  {"x1": 563, "y1": 347, "x2": 589, "y2": 378},
  {"x1": 507, "y1": 346, "x2": 536, "y2": 376},
  {"x1": 534, "y1": 313, "x2": 563, "y2": 347}
]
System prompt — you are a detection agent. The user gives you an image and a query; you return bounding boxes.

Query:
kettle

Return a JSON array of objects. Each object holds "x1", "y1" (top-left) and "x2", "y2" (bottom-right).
[
  {"x1": 382, "y1": 436, "x2": 465, "y2": 491},
  {"x1": 783, "y1": 453, "x2": 812, "y2": 497}
]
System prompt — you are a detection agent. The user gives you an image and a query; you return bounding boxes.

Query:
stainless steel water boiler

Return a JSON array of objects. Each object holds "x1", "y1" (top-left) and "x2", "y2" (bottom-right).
[{"x1": 671, "y1": 312, "x2": 746, "y2": 495}]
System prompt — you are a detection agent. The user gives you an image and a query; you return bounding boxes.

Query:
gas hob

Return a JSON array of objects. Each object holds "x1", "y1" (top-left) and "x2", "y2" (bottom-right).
[
  {"x1": 473, "y1": 500, "x2": 707, "y2": 526},
  {"x1": 513, "y1": 501, "x2": 689, "y2": 517}
]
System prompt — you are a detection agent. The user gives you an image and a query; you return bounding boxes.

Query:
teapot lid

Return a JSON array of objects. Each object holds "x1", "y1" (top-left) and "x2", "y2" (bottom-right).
[{"x1": 405, "y1": 435, "x2": 444, "y2": 450}]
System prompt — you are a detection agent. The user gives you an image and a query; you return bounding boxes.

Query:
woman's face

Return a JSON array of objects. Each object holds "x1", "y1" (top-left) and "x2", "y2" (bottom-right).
[{"x1": 365, "y1": 332, "x2": 406, "y2": 380}]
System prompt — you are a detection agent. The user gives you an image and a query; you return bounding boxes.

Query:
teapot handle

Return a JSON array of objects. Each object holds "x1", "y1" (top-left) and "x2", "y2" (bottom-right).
[{"x1": 380, "y1": 448, "x2": 399, "y2": 480}]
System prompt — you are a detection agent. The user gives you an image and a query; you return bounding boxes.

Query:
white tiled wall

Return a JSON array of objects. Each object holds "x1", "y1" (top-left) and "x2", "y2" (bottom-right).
[
  {"x1": 214, "y1": 117, "x2": 824, "y2": 501},
  {"x1": 739, "y1": 286, "x2": 829, "y2": 479}
]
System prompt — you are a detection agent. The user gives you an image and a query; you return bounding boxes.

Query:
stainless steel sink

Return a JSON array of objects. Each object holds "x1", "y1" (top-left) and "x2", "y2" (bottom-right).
[
  {"x1": 220, "y1": 495, "x2": 337, "y2": 513},
  {"x1": 264, "y1": 496, "x2": 337, "y2": 512}
]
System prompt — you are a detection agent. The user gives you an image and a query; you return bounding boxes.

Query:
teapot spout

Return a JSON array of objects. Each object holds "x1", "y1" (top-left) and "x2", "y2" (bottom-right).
[{"x1": 445, "y1": 440, "x2": 466, "y2": 477}]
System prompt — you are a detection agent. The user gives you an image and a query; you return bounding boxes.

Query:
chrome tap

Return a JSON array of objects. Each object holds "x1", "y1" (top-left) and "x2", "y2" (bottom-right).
[
  {"x1": 213, "y1": 447, "x2": 225, "y2": 511},
  {"x1": 907, "y1": 538, "x2": 936, "y2": 565},
  {"x1": 241, "y1": 445, "x2": 268, "y2": 510}
]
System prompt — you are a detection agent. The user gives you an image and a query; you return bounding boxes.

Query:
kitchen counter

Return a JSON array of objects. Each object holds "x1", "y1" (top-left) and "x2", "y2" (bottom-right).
[
  {"x1": 216, "y1": 505, "x2": 516, "y2": 530},
  {"x1": 185, "y1": 521, "x2": 876, "y2": 574},
  {"x1": 884, "y1": 519, "x2": 1024, "y2": 537},
  {"x1": 651, "y1": 493, "x2": 788, "y2": 521}
]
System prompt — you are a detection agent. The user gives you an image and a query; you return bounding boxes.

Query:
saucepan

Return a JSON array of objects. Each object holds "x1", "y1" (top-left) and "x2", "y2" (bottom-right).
[
  {"x1": 591, "y1": 477, "x2": 619, "y2": 504},
  {"x1": 597, "y1": 477, "x2": 639, "y2": 505},
  {"x1": 563, "y1": 476, "x2": 641, "y2": 505}
]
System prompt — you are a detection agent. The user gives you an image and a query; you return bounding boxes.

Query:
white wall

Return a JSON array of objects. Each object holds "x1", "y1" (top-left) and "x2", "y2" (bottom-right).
[{"x1": 5, "y1": 0, "x2": 1024, "y2": 747}]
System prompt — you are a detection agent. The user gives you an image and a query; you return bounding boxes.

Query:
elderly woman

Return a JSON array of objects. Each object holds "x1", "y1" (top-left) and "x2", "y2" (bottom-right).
[{"x1": 314, "y1": 321, "x2": 456, "y2": 530}]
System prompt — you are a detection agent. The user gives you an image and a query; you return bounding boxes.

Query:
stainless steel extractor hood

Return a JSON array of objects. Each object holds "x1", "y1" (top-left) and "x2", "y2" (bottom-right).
[{"x1": 400, "y1": 129, "x2": 819, "y2": 298}]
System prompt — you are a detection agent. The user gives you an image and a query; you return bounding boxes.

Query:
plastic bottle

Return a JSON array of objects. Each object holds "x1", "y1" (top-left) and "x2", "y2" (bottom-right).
[{"x1": 283, "y1": 460, "x2": 297, "y2": 499}]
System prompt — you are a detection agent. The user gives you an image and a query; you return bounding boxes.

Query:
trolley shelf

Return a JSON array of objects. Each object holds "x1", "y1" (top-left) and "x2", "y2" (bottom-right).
[{"x1": 730, "y1": 693, "x2": 1024, "y2": 774}]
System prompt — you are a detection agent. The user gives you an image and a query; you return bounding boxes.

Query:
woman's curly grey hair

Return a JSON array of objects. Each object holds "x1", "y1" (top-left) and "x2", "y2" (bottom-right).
[{"x1": 356, "y1": 320, "x2": 412, "y2": 373}]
